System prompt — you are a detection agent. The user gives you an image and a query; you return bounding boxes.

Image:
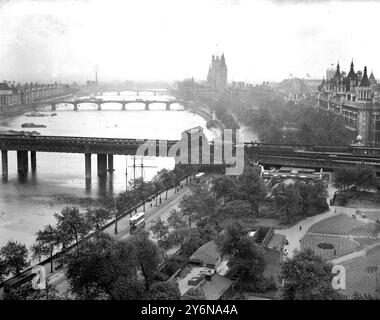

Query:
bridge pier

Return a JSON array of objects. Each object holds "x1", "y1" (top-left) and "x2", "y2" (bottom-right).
[
  {"x1": 117, "y1": 92, "x2": 120, "y2": 96},
  {"x1": 145, "y1": 102, "x2": 149, "y2": 111},
  {"x1": 122, "y1": 103, "x2": 126, "y2": 111},
  {"x1": 85, "y1": 153, "x2": 91, "y2": 180},
  {"x1": 165, "y1": 102, "x2": 170, "y2": 111},
  {"x1": 17, "y1": 151, "x2": 28, "y2": 176},
  {"x1": 1, "y1": 150, "x2": 8, "y2": 179},
  {"x1": 51, "y1": 104, "x2": 56, "y2": 111},
  {"x1": 107, "y1": 154, "x2": 114, "y2": 173},
  {"x1": 74, "y1": 103, "x2": 78, "y2": 111},
  {"x1": 30, "y1": 151, "x2": 36, "y2": 172},
  {"x1": 97, "y1": 154, "x2": 107, "y2": 177},
  {"x1": 97, "y1": 104, "x2": 101, "y2": 111},
  {"x1": 136, "y1": 91, "x2": 140, "y2": 96}
]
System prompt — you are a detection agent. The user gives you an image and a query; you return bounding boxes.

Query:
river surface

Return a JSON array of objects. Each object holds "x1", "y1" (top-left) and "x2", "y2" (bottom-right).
[{"x1": 0, "y1": 92, "x2": 223, "y2": 248}]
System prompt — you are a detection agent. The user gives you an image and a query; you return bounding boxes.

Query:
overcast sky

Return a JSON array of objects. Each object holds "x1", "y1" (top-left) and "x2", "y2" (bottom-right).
[{"x1": 1, "y1": 0, "x2": 380, "y2": 83}]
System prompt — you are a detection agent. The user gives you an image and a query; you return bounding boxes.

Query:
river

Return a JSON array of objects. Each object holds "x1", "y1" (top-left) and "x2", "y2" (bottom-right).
[{"x1": 0, "y1": 92, "x2": 220, "y2": 248}]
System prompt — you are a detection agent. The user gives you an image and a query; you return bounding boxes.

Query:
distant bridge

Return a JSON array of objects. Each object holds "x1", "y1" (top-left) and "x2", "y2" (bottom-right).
[
  {"x1": 50, "y1": 98, "x2": 182, "y2": 111},
  {"x1": 98, "y1": 89, "x2": 167, "y2": 97}
]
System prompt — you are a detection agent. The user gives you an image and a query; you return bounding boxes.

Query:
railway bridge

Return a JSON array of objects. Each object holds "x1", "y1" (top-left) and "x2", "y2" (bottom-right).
[{"x1": 1, "y1": 134, "x2": 380, "y2": 180}]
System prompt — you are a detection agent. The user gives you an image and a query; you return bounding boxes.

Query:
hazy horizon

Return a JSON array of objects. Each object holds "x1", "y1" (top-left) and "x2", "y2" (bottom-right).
[{"x1": 1, "y1": 0, "x2": 380, "y2": 84}]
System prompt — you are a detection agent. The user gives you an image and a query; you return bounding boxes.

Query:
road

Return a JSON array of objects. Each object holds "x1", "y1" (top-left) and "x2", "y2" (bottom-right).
[{"x1": 47, "y1": 180, "x2": 192, "y2": 297}]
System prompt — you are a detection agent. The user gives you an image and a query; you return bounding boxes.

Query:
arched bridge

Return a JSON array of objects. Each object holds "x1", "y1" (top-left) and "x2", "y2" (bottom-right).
[
  {"x1": 50, "y1": 99, "x2": 182, "y2": 111},
  {"x1": 98, "y1": 89, "x2": 167, "y2": 97}
]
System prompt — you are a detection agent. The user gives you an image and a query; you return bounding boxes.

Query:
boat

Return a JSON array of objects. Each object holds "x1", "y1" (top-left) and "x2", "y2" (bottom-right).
[
  {"x1": 21, "y1": 123, "x2": 47, "y2": 128},
  {"x1": 50, "y1": 113, "x2": 57, "y2": 116},
  {"x1": 25, "y1": 112, "x2": 48, "y2": 117}
]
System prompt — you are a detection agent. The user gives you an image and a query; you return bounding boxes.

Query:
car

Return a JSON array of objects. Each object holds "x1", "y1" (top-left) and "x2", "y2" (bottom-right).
[
  {"x1": 284, "y1": 239, "x2": 289, "y2": 245},
  {"x1": 360, "y1": 213, "x2": 367, "y2": 218}
]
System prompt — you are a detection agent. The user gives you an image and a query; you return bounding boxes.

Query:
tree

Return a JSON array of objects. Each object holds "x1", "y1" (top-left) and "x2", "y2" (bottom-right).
[
  {"x1": 110, "y1": 276, "x2": 146, "y2": 300},
  {"x1": 280, "y1": 248, "x2": 346, "y2": 300},
  {"x1": 167, "y1": 209, "x2": 188, "y2": 230},
  {"x1": 217, "y1": 200, "x2": 251, "y2": 221},
  {"x1": 227, "y1": 238, "x2": 265, "y2": 283},
  {"x1": 155, "y1": 169, "x2": 176, "y2": 199},
  {"x1": 35, "y1": 224, "x2": 59, "y2": 272},
  {"x1": 64, "y1": 232, "x2": 139, "y2": 299},
  {"x1": 30, "y1": 242, "x2": 49, "y2": 264},
  {"x1": 211, "y1": 175, "x2": 238, "y2": 204},
  {"x1": 0, "y1": 241, "x2": 29, "y2": 276},
  {"x1": 129, "y1": 230, "x2": 161, "y2": 291},
  {"x1": 179, "y1": 184, "x2": 219, "y2": 227},
  {"x1": 298, "y1": 182, "x2": 328, "y2": 217},
  {"x1": 356, "y1": 165, "x2": 377, "y2": 191},
  {"x1": 0, "y1": 258, "x2": 7, "y2": 281},
  {"x1": 183, "y1": 287, "x2": 206, "y2": 300},
  {"x1": 150, "y1": 217, "x2": 170, "y2": 248},
  {"x1": 149, "y1": 282, "x2": 181, "y2": 300},
  {"x1": 55, "y1": 207, "x2": 91, "y2": 251},
  {"x1": 273, "y1": 183, "x2": 302, "y2": 224},
  {"x1": 216, "y1": 220, "x2": 245, "y2": 257},
  {"x1": 238, "y1": 165, "x2": 266, "y2": 215},
  {"x1": 85, "y1": 208, "x2": 113, "y2": 230}
]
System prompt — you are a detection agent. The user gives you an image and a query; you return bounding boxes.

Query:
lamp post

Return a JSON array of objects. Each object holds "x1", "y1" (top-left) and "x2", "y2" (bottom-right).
[{"x1": 114, "y1": 198, "x2": 118, "y2": 235}]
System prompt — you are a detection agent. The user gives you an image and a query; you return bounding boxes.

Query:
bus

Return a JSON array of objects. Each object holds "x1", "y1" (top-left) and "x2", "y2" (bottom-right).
[{"x1": 129, "y1": 211, "x2": 146, "y2": 233}]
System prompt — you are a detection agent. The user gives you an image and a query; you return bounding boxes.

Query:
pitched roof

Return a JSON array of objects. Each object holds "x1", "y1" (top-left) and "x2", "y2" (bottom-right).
[
  {"x1": 189, "y1": 240, "x2": 222, "y2": 266},
  {"x1": 0, "y1": 83, "x2": 12, "y2": 91}
]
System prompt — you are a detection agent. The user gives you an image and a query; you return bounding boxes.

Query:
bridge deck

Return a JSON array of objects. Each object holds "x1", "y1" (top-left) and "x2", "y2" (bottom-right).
[{"x1": 0, "y1": 134, "x2": 179, "y2": 156}]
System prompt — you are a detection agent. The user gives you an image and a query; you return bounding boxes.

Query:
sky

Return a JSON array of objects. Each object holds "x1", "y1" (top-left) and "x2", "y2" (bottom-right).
[{"x1": 1, "y1": 0, "x2": 380, "y2": 83}]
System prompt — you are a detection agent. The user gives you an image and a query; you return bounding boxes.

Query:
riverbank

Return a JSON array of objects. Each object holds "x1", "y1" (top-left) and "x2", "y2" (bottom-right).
[{"x1": 0, "y1": 93, "x2": 75, "y2": 120}]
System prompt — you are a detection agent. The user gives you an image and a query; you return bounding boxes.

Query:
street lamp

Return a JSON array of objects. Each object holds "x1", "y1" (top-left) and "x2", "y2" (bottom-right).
[{"x1": 114, "y1": 198, "x2": 118, "y2": 235}]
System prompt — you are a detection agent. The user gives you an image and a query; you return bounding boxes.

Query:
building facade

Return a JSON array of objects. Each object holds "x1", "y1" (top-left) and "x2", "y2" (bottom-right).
[
  {"x1": 0, "y1": 81, "x2": 69, "y2": 112},
  {"x1": 315, "y1": 61, "x2": 380, "y2": 146}
]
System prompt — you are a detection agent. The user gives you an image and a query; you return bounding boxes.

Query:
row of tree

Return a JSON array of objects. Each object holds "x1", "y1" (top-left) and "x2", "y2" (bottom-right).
[
  {"x1": 0, "y1": 166, "x2": 193, "y2": 285},
  {"x1": 273, "y1": 180, "x2": 329, "y2": 224},
  {"x1": 334, "y1": 165, "x2": 378, "y2": 191},
  {"x1": 204, "y1": 88, "x2": 354, "y2": 145}
]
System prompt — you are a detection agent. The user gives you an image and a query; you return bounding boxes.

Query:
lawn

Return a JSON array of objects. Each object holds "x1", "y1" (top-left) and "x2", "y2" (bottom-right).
[{"x1": 309, "y1": 214, "x2": 368, "y2": 235}]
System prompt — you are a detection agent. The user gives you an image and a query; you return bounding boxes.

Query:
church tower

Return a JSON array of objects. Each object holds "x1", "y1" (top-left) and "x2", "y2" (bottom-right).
[{"x1": 206, "y1": 53, "x2": 228, "y2": 92}]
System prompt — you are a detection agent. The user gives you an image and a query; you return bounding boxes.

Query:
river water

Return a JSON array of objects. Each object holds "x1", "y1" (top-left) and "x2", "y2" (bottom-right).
[{"x1": 0, "y1": 92, "x2": 221, "y2": 248}]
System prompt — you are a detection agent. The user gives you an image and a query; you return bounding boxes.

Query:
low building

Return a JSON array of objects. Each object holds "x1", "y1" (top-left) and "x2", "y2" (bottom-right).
[{"x1": 189, "y1": 240, "x2": 222, "y2": 268}]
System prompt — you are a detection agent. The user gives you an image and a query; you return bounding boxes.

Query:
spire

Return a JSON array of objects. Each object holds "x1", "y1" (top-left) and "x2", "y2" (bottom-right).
[
  {"x1": 360, "y1": 66, "x2": 370, "y2": 87},
  {"x1": 350, "y1": 59, "x2": 354, "y2": 71},
  {"x1": 220, "y1": 53, "x2": 226, "y2": 67}
]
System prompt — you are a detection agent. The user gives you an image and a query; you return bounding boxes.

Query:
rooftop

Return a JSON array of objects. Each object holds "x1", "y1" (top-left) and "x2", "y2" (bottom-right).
[{"x1": 189, "y1": 240, "x2": 222, "y2": 266}]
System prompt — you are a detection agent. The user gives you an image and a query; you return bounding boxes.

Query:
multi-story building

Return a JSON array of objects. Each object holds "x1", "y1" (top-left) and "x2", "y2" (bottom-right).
[
  {"x1": 0, "y1": 82, "x2": 23, "y2": 110},
  {"x1": 315, "y1": 61, "x2": 380, "y2": 146},
  {"x1": 0, "y1": 81, "x2": 69, "y2": 112}
]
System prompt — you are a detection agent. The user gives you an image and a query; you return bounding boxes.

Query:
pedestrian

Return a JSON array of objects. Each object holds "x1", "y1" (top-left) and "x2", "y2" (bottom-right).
[{"x1": 299, "y1": 226, "x2": 302, "y2": 231}]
